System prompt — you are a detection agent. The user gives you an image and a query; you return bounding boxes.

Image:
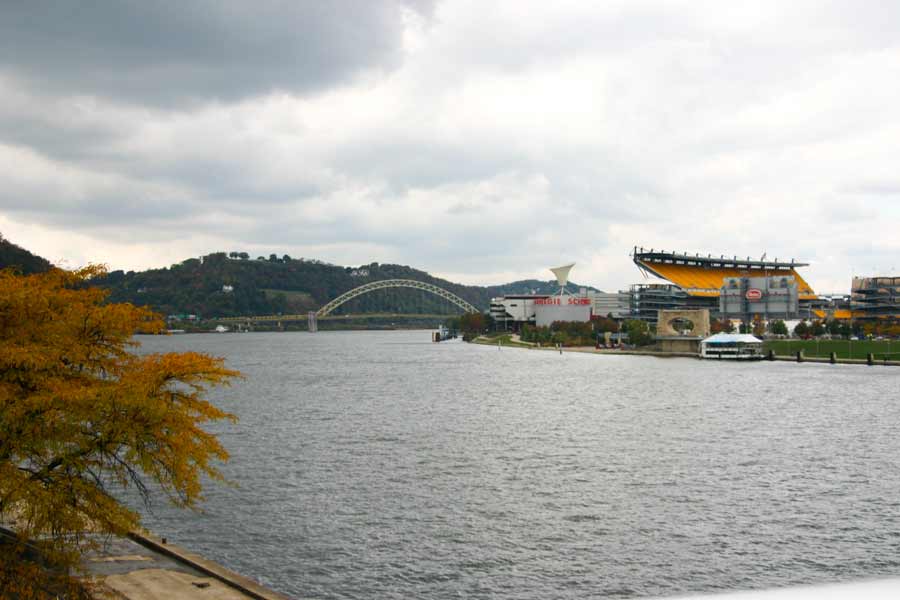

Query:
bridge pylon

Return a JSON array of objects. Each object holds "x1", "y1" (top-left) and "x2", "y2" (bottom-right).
[{"x1": 308, "y1": 311, "x2": 318, "y2": 333}]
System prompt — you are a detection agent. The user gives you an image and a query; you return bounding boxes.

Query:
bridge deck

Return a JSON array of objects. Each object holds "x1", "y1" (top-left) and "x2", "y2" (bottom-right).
[{"x1": 214, "y1": 313, "x2": 457, "y2": 323}]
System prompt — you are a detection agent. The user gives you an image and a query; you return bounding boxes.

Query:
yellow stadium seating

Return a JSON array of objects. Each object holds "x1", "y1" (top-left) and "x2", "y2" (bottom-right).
[{"x1": 639, "y1": 261, "x2": 817, "y2": 299}]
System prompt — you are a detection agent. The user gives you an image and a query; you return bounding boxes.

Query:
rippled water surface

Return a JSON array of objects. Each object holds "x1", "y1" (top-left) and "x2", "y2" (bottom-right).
[{"x1": 136, "y1": 331, "x2": 900, "y2": 599}]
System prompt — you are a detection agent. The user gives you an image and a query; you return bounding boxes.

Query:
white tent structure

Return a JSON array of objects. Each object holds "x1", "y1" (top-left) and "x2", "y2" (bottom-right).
[
  {"x1": 700, "y1": 332, "x2": 764, "y2": 360},
  {"x1": 549, "y1": 263, "x2": 575, "y2": 295}
]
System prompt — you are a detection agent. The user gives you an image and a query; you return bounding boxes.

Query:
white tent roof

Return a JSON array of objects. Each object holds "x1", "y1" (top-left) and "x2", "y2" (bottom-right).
[
  {"x1": 702, "y1": 332, "x2": 763, "y2": 344},
  {"x1": 549, "y1": 263, "x2": 575, "y2": 289}
]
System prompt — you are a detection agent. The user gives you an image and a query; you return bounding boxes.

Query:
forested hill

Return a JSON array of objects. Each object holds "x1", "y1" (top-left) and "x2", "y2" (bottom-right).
[
  {"x1": 96, "y1": 252, "x2": 598, "y2": 318},
  {"x1": 0, "y1": 234, "x2": 52, "y2": 274}
]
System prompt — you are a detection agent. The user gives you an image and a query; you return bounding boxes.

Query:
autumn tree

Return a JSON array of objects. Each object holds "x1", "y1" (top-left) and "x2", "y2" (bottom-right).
[
  {"x1": 752, "y1": 315, "x2": 766, "y2": 337},
  {"x1": 710, "y1": 319, "x2": 736, "y2": 334},
  {"x1": 459, "y1": 312, "x2": 488, "y2": 340},
  {"x1": 0, "y1": 266, "x2": 240, "y2": 594}
]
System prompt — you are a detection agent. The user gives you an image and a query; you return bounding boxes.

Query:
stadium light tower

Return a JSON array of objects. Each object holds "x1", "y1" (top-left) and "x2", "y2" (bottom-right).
[{"x1": 550, "y1": 263, "x2": 575, "y2": 296}]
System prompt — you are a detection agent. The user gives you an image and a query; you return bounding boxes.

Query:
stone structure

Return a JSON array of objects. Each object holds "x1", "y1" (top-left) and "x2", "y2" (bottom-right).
[{"x1": 656, "y1": 309, "x2": 710, "y2": 338}]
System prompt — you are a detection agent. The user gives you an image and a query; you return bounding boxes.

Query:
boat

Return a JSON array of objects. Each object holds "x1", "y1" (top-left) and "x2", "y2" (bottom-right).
[{"x1": 432, "y1": 324, "x2": 455, "y2": 342}]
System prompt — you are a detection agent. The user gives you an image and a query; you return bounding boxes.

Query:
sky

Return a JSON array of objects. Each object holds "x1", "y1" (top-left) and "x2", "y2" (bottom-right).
[{"x1": 1, "y1": 1, "x2": 898, "y2": 293}]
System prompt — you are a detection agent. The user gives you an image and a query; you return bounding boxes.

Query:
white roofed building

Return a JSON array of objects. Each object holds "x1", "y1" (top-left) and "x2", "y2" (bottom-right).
[{"x1": 700, "y1": 333, "x2": 764, "y2": 360}]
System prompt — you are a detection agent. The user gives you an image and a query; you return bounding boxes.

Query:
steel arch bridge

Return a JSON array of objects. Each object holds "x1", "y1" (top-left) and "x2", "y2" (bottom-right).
[{"x1": 316, "y1": 279, "x2": 479, "y2": 317}]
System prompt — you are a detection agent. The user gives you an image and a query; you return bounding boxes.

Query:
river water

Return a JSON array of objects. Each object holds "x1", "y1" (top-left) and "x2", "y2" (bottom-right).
[{"x1": 135, "y1": 330, "x2": 900, "y2": 599}]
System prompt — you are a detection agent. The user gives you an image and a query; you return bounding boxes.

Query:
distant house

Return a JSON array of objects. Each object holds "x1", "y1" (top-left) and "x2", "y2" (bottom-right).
[
  {"x1": 222, "y1": 284, "x2": 234, "y2": 293},
  {"x1": 350, "y1": 269, "x2": 369, "y2": 277}
]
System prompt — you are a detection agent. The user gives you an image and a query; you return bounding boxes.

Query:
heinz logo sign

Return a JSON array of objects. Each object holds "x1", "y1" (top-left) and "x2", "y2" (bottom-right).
[{"x1": 745, "y1": 288, "x2": 763, "y2": 300}]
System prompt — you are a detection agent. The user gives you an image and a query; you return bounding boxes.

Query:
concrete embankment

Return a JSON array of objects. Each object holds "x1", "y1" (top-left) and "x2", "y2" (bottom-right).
[{"x1": 80, "y1": 528, "x2": 295, "y2": 600}]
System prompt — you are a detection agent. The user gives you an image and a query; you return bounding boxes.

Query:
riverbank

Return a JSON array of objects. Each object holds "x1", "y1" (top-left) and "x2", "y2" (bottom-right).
[
  {"x1": 0, "y1": 523, "x2": 293, "y2": 600},
  {"x1": 473, "y1": 335, "x2": 900, "y2": 366},
  {"x1": 85, "y1": 529, "x2": 293, "y2": 600}
]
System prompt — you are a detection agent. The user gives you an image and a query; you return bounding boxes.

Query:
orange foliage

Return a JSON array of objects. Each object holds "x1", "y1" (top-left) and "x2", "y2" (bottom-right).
[{"x1": 0, "y1": 265, "x2": 240, "y2": 591}]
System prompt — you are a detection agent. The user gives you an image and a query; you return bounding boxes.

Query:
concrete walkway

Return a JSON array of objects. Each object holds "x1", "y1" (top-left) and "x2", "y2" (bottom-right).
[{"x1": 83, "y1": 531, "x2": 293, "y2": 600}]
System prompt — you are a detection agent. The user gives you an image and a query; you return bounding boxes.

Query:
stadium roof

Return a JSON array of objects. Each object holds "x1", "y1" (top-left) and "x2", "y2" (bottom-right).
[
  {"x1": 632, "y1": 247, "x2": 817, "y2": 300},
  {"x1": 633, "y1": 247, "x2": 808, "y2": 270}
]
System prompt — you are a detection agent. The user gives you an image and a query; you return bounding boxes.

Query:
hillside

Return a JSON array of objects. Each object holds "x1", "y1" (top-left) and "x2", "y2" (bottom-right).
[
  {"x1": 488, "y1": 279, "x2": 598, "y2": 297},
  {"x1": 0, "y1": 239, "x2": 598, "y2": 317},
  {"x1": 96, "y1": 252, "x2": 598, "y2": 318},
  {"x1": 0, "y1": 234, "x2": 52, "y2": 274}
]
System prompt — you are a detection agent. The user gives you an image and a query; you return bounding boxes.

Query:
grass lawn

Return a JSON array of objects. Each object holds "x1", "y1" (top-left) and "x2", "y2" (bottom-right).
[
  {"x1": 476, "y1": 333, "x2": 534, "y2": 348},
  {"x1": 763, "y1": 339, "x2": 899, "y2": 360}
]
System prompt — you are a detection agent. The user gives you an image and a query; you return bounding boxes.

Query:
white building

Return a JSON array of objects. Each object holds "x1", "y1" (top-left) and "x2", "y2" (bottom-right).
[
  {"x1": 490, "y1": 263, "x2": 594, "y2": 329},
  {"x1": 589, "y1": 291, "x2": 631, "y2": 319},
  {"x1": 490, "y1": 295, "x2": 546, "y2": 327},
  {"x1": 534, "y1": 296, "x2": 592, "y2": 327}
]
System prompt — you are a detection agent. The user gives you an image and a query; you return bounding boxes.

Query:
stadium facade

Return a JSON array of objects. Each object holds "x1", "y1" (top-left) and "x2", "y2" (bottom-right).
[
  {"x1": 631, "y1": 247, "x2": 818, "y2": 322},
  {"x1": 720, "y1": 276, "x2": 799, "y2": 321},
  {"x1": 628, "y1": 283, "x2": 688, "y2": 323},
  {"x1": 851, "y1": 276, "x2": 900, "y2": 321}
]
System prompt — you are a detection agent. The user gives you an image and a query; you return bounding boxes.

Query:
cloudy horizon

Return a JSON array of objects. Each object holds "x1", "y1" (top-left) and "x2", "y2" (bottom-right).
[{"x1": 1, "y1": 1, "x2": 898, "y2": 293}]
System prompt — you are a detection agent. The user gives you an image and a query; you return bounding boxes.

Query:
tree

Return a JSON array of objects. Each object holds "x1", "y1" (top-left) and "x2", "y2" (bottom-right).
[
  {"x1": 711, "y1": 319, "x2": 736, "y2": 334},
  {"x1": 770, "y1": 320, "x2": 788, "y2": 335},
  {"x1": 752, "y1": 316, "x2": 766, "y2": 337},
  {"x1": 459, "y1": 312, "x2": 491, "y2": 340},
  {"x1": 593, "y1": 316, "x2": 619, "y2": 333},
  {"x1": 623, "y1": 319, "x2": 654, "y2": 346},
  {"x1": 0, "y1": 266, "x2": 240, "y2": 592},
  {"x1": 810, "y1": 319, "x2": 826, "y2": 337}
]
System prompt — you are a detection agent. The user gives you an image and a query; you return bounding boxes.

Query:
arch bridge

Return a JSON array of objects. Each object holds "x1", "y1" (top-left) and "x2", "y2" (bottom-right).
[
  {"x1": 316, "y1": 279, "x2": 478, "y2": 317},
  {"x1": 213, "y1": 279, "x2": 480, "y2": 330}
]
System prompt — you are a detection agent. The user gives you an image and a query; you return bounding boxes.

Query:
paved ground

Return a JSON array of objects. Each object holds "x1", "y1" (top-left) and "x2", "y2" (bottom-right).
[{"x1": 81, "y1": 532, "x2": 292, "y2": 600}]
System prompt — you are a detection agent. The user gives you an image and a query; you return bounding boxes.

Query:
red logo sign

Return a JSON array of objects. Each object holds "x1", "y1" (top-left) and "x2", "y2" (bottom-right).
[
  {"x1": 533, "y1": 297, "x2": 592, "y2": 306},
  {"x1": 745, "y1": 288, "x2": 763, "y2": 300}
]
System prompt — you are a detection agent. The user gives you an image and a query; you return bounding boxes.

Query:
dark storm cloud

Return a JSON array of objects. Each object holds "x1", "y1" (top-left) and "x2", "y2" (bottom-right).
[{"x1": 0, "y1": 0, "x2": 434, "y2": 105}]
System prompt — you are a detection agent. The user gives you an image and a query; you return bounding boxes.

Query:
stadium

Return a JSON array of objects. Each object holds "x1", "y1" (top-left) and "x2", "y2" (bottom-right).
[{"x1": 631, "y1": 246, "x2": 819, "y2": 322}]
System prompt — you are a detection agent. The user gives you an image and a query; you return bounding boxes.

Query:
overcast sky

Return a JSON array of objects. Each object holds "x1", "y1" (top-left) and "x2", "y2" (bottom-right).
[{"x1": 1, "y1": 1, "x2": 898, "y2": 292}]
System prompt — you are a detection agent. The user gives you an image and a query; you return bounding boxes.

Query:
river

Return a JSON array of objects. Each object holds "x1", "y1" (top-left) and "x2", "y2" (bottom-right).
[{"x1": 135, "y1": 330, "x2": 900, "y2": 599}]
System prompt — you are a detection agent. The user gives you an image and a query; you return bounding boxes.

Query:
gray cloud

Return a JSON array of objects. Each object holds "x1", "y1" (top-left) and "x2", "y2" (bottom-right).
[
  {"x1": 0, "y1": 1, "x2": 434, "y2": 106},
  {"x1": 1, "y1": 1, "x2": 900, "y2": 293}
]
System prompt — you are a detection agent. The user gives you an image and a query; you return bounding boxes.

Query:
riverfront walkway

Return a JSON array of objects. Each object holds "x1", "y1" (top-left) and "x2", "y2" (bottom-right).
[
  {"x1": 85, "y1": 530, "x2": 292, "y2": 600},
  {"x1": 475, "y1": 336, "x2": 900, "y2": 366}
]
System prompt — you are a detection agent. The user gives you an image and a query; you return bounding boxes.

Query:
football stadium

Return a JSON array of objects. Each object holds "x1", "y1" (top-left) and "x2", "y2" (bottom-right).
[{"x1": 631, "y1": 246, "x2": 819, "y2": 321}]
